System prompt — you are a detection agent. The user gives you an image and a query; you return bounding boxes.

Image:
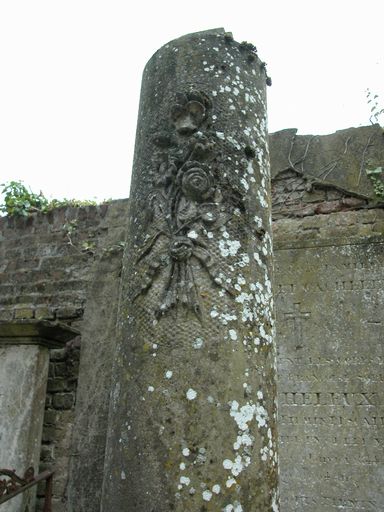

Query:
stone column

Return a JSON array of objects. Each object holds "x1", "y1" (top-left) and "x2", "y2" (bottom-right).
[
  {"x1": 0, "y1": 320, "x2": 79, "y2": 512},
  {"x1": 102, "y1": 28, "x2": 278, "y2": 511}
]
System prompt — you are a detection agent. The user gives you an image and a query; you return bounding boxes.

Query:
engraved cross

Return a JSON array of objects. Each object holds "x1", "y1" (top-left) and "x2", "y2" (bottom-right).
[{"x1": 284, "y1": 302, "x2": 311, "y2": 342}]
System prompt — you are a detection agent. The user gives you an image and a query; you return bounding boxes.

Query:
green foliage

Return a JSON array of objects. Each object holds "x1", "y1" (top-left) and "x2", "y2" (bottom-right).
[
  {"x1": 366, "y1": 166, "x2": 384, "y2": 201},
  {"x1": 0, "y1": 180, "x2": 98, "y2": 217},
  {"x1": 47, "y1": 198, "x2": 99, "y2": 209},
  {"x1": 0, "y1": 181, "x2": 49, "y2": 216}
]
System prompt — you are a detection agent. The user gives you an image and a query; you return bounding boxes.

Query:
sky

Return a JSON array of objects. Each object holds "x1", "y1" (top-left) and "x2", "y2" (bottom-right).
[{"x1": 0, "y1": 0, "x2": 383, "y2": 203}]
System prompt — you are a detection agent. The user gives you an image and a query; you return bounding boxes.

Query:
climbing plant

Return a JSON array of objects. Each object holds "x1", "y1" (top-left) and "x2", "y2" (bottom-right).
[
  {"x1": 0, "y1": 181, "x2": 98, "y2": 216},
  {"x1": 366, "y1": 166, "x2": 384, "y2": 201},
  {"x1": 0, "y1": 181, "x2": 49, "y2": 216}
]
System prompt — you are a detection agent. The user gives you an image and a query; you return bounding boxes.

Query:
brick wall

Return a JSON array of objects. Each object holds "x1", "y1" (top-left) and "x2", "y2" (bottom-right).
[
  {"x1": 0, "y1": 200, "x2": 129, "y2": 510},
  {"x1": 0, "y1": 177, "x2": 382, "y2": 510}
]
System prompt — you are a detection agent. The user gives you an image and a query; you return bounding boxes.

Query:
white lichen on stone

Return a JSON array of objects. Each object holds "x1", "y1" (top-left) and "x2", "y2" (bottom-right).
[
  {"x1": 224, "y1": 502, "x2": 244, "y2": 512},
  {"x1": 260, "y1": 445, "x2": 269, "y2": 461},
  {"x1": 240, "y1": 178, "x2": 249, "y2": 191},
  {"x1": 226, "y1": 135, "x2": 241, "y2": 150},
  {"x1": 219, "y1": 239, "x2": 241, "y2": 257},
  {"x1": 247, "y1": 161, "x2": 255, "y2": 175},
  {"x1": 233, "y1": 432, "x2": 253, "y2": 450},
  {"x1": 192, "y1": 337, "x2": 204, "y2": 349},
  {"x1": 223, "y1": 459, "x2": 233, "y2": 470},
  {"x1": 186, "y1": 388, "x2": 197, "y2": 400},
  {"x1": 229, "y1": 329, "x2": 238, "y2": 341},
  {"x1": 253, "y1": 252, "x2": 263, "y2": 267},
  {"x1": 202, "y1": 490, "x2": 212, "y2": 501},
  {"x1": 230, "y1": 401, "x2": 255, "y2": 431},
  {"x1": 180, "y1": 476, "x2": 190, "y2": 486},
  {"x1": 219, "y1": 312, "x2": 237, "y2": 325},
  {"x1": 255, "y1": 404, "x2": 268, "y2": 428},
  {"x1": 226, "y1": 477, "x2": 236, "y2": 488}
]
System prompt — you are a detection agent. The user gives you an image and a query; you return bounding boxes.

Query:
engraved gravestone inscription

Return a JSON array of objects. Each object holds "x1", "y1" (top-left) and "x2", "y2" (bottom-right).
[{"x1": 275, "y1": 239, "x2": 384, "y2": 511}]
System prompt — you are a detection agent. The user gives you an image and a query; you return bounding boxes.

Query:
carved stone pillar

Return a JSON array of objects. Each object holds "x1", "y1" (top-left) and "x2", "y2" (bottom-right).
[{"x1": 102, "y1": 28, "x2": 278, "y2": 511}]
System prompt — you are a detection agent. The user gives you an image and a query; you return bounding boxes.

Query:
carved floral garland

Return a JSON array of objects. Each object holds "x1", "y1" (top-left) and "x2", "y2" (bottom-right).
[{"x1": 133, "y1": 91, "x2": 241, "y2": 320}]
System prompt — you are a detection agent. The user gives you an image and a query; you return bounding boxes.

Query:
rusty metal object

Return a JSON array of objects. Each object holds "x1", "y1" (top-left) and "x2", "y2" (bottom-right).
[
  {"x1": 0, "y1": 467, "x2": 53, "y2": 511},
  {"x1": 0, "y1": 467, "x2": 35, "y2": 497}
]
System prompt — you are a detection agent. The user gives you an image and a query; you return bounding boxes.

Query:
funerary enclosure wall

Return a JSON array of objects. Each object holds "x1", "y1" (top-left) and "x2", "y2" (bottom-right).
[{"x1": 0, "y1": 125, "x2": 383, "y2": 511}]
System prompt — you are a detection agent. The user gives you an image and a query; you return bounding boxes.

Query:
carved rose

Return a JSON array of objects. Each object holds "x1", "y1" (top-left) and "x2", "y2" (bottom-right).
[
  {"x1": 170, "y1": 237, "x2": 194, "y2": 261},
  {"x1": 181, "y1": 166, "x2": 214, "y2": 202}
]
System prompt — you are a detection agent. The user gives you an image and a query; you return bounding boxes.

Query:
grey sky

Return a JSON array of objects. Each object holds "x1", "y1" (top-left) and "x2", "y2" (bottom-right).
[{"x1": 1, "y1": 0, "x2": 383, "y2": 201}]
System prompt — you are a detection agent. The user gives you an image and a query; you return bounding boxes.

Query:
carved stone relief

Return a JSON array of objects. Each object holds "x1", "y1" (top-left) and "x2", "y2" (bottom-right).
[{"x1": 132, "y1": 90, "x2": 245, "y2": 319}]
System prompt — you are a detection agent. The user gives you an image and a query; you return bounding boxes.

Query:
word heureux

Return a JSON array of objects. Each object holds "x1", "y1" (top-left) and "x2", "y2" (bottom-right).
[{"x1": 281, "y1": 391, "x2": 377, "y2": 406}]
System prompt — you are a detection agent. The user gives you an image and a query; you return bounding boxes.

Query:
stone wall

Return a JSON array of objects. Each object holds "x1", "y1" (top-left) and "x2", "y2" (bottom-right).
[
  {"x1": 0, "y1": 125, "x2": 383, "y2": 510},
  {"x1": 0, "y1": 200, "x2": 129, "y2": 511}
]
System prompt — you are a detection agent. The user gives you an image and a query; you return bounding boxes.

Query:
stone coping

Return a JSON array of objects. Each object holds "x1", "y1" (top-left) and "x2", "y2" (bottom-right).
[{"x1": 0, "y1": 319, "x2": 80, "y2": 349}]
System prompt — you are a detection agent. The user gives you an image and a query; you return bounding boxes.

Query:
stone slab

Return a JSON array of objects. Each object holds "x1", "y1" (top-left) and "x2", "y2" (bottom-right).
[
  {"x1": 269, "y1": 125, "x2": 384, "y2": 200},
  {"x1": 67, "y1": 199, "x2": 128, "y2": 512},
  {"x1": 274, "y1": 227, "x2": 384, "y2": 511},
  {"x1": 0, "y1": 320, "x2": 80, "y2": 348},
  {"x1": 0, "y1": 345, "x2": 49, "y2": 512}
]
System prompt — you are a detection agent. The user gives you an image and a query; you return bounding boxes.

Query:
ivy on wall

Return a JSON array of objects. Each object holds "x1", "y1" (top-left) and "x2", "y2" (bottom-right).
[
  {"x1": 366, "y1": 166, "x2": 384, "y2": 201},
  {"x1": 0, "y1": 181, "x2": 98, "y2": 217}
]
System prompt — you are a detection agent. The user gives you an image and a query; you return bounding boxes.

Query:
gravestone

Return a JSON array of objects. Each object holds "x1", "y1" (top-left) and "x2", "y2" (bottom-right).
[
  {"x1": 273, "y1": 215, "x2": 384, "y2": 508},
  {"x1": 270, "y1": 124, "x2": 384, "y2": 511},
  {"x1": 101, "y1": 29, "x2": 279, "y2": 511}
]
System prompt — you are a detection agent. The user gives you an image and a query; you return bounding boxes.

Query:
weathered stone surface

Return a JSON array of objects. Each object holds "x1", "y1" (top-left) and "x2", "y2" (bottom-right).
[
  {"x1": 102, "y1": 29, "x2": 278, "y2": 511},
  {"x1": 0, "y1": 319, "x2": 80, "y2": 347},
  {"x1": 271, "y1": 167, "x2": 373, "y2": 221},
  {"x1": 0, "y1": 345, "x2": 49, "y2": 512},
  {"x1": 274, "y1": 211, "x2": 384, "y2": 511},
  {"x1": 0, "y1": 321, "x2": 79, "y2": 512},
  {"x1": 269, "y1": 125, "x2": 384, "y2": 200},
  {"x1": 0, "y1": 128, "x2": 381, "y2": 511},
  {"x1": 67, "y1": 202, "x2": 128, "y2": 512}
]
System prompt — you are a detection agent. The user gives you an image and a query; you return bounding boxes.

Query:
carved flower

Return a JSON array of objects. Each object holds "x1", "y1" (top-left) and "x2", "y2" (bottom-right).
[
  {"x1": 180, "y1": 165, "x2": 214, "y2": 202},
  {"x1": 171, "y1": 91, "x2": 212, "y2": 135},
  {"x1": 170, "y1": 237, "x2": 194, "y2": 261},
  {"x1": 156, "y1": 161, "x2": 177, "y2": 188},
  {"x1": 198, "y1": 203, "x2": 219, "y2": 225}
]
